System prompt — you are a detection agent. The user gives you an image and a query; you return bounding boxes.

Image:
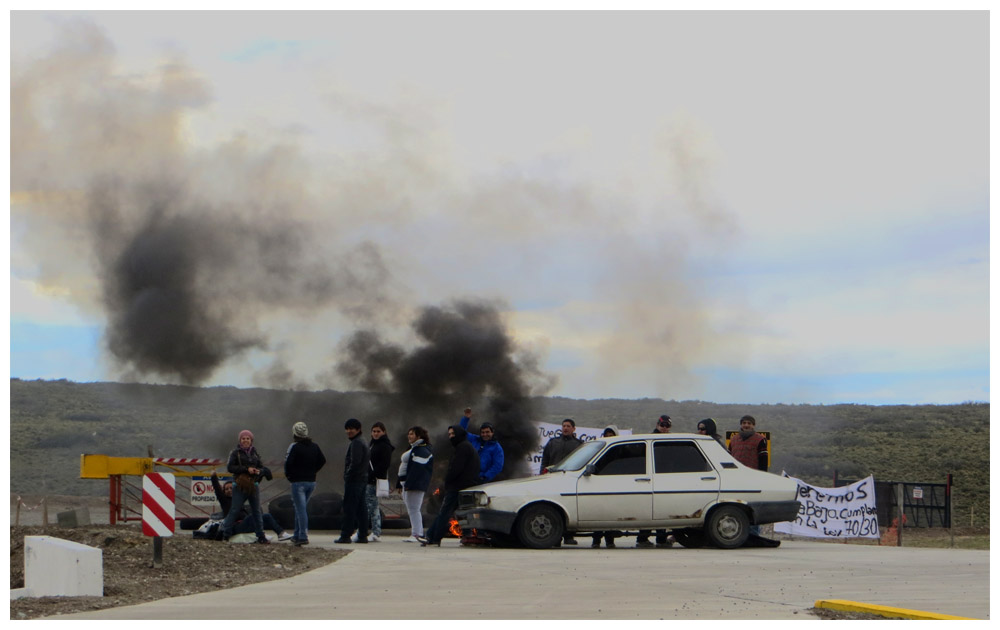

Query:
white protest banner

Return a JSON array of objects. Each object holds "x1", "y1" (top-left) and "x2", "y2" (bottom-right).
[
  {"x1": 774, "y1": 474, "x2": 880, "y2": 539},
  {"x1": 525, "y1": 422, "x2": 632, "y2": 475}
]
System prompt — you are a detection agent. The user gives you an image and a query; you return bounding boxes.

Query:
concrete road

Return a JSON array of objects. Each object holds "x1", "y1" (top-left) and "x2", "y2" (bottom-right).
[{"x1": 53, "y1": 532, "x2": 989, "y2": 620}]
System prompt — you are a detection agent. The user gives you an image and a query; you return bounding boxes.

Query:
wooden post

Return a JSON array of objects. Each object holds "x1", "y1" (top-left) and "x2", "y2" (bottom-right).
[
  {"x1": 152, "y1": 537, "x2": 163, "y2": 568},
  {"x1": 896, "y1": 483, "x2": 904, "y2": 547},
  {"x1": 970, "y1": 505, "x2": 974, "y2": 527},
  {"x1": 42, "y1": 497, "x2": 48, "y2": 528}
]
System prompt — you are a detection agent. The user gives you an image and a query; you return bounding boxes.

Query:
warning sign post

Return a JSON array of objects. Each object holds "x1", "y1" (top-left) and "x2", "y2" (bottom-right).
[{"x1": 142, "y1": 473, "x2": 176, "y2": 568}]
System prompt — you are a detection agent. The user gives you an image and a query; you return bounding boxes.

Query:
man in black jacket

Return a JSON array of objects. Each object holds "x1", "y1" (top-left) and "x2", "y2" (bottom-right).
[
  {"x1": 420, "y1": 424, "x2": 480, "y2": 547},
  {"x1": 336, "y1": 418, "x2": 370, "y2": 544},
  {"x1": 541, "y1": 418, "x2": 584, "y2": 545}
]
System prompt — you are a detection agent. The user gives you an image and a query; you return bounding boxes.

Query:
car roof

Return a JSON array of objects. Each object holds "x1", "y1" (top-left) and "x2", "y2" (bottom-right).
[{"x1": 600, "y1": 432, "x2": 714, "y2": 442}]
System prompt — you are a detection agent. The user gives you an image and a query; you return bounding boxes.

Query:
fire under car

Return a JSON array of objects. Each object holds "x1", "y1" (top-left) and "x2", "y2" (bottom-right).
[{"x1": 455, "y1": 433, "x2": 800, "y2": 549}]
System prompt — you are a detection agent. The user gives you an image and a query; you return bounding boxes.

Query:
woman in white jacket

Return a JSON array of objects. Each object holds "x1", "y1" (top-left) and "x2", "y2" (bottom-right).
[{"x1": 396, "y1": 425, "x2": 433, "y2": 543}]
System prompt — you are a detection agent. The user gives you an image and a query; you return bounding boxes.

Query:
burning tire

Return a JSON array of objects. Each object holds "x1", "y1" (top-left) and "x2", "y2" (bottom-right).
[
  {"x1": 515, "y1": 503, "x2": 564, "y2": 549},
  {"x1": 704, "y1": 504, "x2": 750, "y2": 549}
]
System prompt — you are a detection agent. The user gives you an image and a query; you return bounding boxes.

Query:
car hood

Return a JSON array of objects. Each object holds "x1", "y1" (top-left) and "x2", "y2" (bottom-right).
[{"x1": 464, "y1": 471, "x2": 577, "y2": 496}]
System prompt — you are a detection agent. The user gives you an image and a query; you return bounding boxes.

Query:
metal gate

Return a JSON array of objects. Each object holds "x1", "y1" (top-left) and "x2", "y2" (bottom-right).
[{"x1": 835, "y1": 473, "x2": 951, "y2": 528}]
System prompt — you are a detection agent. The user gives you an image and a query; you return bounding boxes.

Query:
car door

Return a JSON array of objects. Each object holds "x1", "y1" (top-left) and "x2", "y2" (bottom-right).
[
  {"x1": 576, "y1": 441, "x2": 652, "y2": 526},
  {"x1": 652, "y1": 440, "x2": 720, "y2": 525}
]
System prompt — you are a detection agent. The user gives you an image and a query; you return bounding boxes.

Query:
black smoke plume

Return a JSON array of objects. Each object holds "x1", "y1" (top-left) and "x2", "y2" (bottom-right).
[{"x1": 337, "y1": 299, "x2": 555, "y2": 479}]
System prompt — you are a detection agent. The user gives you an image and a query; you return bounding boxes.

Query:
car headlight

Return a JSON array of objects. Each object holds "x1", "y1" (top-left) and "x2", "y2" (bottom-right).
[{"x1": 475, "y1": 492, "x2": 491, "y2": 507}]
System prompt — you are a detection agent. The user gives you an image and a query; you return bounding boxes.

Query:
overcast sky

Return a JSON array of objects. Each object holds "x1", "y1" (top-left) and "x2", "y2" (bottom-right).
[{"x1": 8, "y1": 9, "x2": 990, "y2": 404}]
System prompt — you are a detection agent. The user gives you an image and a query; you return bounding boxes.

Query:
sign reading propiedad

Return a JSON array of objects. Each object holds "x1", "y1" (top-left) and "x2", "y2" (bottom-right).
[{"x1": 774, "y1": 474, "x2": 879, "y2": 539}]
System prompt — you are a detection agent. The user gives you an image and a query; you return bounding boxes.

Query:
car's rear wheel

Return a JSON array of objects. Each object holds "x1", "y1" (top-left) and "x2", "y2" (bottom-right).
[
  {"x1": 705, "y1": 504, "x2": 750, "y2": 549},
  {"x1": 515, "y1": 503, "x2": 564, "y2": 549},
  {"x1": 671, "y1": 528, "x2": 707, "y2": 548}
]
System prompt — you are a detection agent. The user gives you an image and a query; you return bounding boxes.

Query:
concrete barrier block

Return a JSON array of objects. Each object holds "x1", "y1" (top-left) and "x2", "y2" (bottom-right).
[
  {"x1": 24, "y1": 536, "x2": 103, "y2": 597},
  {"x1": 56, "y1": 507, "x2": 92, "y2": 528}
]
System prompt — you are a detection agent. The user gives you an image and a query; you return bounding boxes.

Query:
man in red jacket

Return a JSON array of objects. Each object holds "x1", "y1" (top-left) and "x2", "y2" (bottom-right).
[{"x1": 729, "y1": 415, "x2": 768, "y2": 471}]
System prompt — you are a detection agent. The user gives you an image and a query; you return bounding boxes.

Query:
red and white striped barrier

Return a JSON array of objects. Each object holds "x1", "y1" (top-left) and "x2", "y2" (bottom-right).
[
  {"x1": 153, "y1": 458, "x2": 223, "y2": 466},
  {"x1": 142, "y1": 473, "x2": 176, "y2": 537}
]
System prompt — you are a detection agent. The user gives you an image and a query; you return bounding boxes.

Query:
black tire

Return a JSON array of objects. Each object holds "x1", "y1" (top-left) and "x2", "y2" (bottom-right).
[
  {"x1": 671, "y1": 528, "x2": 707, "y2": 548},
  {"x1": 705, "y1": 504, "x2": 750, "y2": 549},
  {"x1": 179, "y1": 517, "x2": 209, "y2": 531},
  {"x1": 515, "y1": 503, "x2": 564, "y2": 549},
  {"x1": 268, "y1": 495, "x2": 296, "y2": 530}
]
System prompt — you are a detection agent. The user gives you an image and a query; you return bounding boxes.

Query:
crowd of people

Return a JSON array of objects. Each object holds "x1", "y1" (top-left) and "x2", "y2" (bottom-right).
[{"x1": 212, "y1": 409, "x2": 769, "y2": 548}]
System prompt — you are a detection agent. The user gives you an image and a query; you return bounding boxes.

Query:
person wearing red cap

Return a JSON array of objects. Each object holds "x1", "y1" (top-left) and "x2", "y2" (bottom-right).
[{"x1": 220, "y1": 429, "x2": 268, "y2": 543}]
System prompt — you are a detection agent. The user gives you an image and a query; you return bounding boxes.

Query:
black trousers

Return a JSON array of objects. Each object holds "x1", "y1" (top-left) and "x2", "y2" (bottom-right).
[{"x1": 340, "y1": 480, "x2": 369, "y2": 540}]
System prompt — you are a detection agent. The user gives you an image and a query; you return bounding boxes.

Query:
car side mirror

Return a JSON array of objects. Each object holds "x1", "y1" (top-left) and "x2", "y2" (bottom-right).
[{"x1": 583, "y1": 464, "x2": 597, "y2": 476}]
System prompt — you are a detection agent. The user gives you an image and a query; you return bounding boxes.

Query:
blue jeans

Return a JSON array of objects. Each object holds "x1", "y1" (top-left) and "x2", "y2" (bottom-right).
[
  {"x1": 364, "y1": 484, "x2": 383, "y2": 537},
  {"x1": 340, "y1": 480, "x2": 369, "y2": 541},
  {"x1": 222, "y1": 484, "x2": 264, "y2": 540},
  {"x1": 426, "y1": 490, "x2": 460, "y2": 544},
  {"x1": 290, "y1": 481, "x2": 316, "y2": 542}
]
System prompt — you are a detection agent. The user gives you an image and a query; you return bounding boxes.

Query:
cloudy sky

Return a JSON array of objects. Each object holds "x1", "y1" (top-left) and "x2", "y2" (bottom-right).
[{"x1": 8, "y1": 9, "x2": 989, "y2": 405}]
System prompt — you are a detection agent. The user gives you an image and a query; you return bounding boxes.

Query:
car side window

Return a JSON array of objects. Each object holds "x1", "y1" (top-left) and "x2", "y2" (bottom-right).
[
  {"x1": 593, "y1": 443, "x2": 647, "y2": 475},
  {"x1": 653, "y1": 441, "x2": 713, "y2": 474}
]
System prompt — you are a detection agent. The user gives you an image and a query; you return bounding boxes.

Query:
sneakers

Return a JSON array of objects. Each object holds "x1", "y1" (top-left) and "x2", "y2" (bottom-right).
[
  {"x1": 402, "y1": 536, "x2": 420, "y2": 543},
  {"x1": 635, "y1": 539, "x2": 654, "y2": 548},
  {"x1": 255, "y1": 537, "x2": 270, "y2": 544},
  {"x1": 277, "y1": 532, "x2": 294, "y2": 542},
  {"x1": 293, "y1": 538, "x2": 309, "y2": 547},
  {"x1": 591, "y1": 541, "x2": 601, "y2": 548},
  {"x1": 350, "y1": 532, "x2": 359, "y2": 542},
  {"x1": 563, "y1": 537, "x2": 578, "y2": 545},
  {"x1": 417, "y1": 536, "x2": 439, "y2": 547},
  {"x1": 334, "y1": 538, "x2": 352, "y2": 544},
  {"x1": 369, "y1": 534, "x2": 381, "y2": 542}
]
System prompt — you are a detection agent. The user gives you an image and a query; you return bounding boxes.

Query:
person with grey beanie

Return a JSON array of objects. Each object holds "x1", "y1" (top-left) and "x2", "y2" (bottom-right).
[{"x1": 284, "y1": 421, "x2": 327, "y2": 546}]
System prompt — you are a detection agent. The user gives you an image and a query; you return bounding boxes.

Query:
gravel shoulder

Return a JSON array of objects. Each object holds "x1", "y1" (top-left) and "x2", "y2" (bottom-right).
[{"x1": 10, "y1": 524, "x2": 347, "y2": 620}]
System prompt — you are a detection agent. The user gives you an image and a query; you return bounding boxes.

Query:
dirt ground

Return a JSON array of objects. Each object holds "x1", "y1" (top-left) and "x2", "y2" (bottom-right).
[{"x1": 10, "y1": 523, "x2": 347, "y2": 620}]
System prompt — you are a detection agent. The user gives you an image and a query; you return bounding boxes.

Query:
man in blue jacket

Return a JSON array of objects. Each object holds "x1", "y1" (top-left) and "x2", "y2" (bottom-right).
[{"x1": 459, "y1": 407, "x2": 504, "y2": 483}]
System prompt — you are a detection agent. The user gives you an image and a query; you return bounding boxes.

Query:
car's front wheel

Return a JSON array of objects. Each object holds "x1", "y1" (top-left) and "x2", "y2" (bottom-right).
[
  {"x1": 515, "y1": 503, "x2": 564, "y2": 549},
  {"x1": 705, "y1": 504, "x2": 750, "y2": 549}
]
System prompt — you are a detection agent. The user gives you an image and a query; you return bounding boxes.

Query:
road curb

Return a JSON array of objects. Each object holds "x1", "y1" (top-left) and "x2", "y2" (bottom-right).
[{"x1": 814, "y1": 599, "x2": 976, "y2": 620}]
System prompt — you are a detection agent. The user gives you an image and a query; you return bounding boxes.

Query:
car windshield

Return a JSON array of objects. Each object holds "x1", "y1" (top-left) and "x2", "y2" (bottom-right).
[{"x1": 548, "y1": 440, "x2": 605, "y2": 472}]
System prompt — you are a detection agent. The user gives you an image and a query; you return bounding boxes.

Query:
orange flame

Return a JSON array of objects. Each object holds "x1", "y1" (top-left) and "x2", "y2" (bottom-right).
[
  {"x1": 433, "y1": 488, "x2": 441, "y2": 496},
  {"x1": 449, "y1": 518, "x2": 462, "y2": 537}
]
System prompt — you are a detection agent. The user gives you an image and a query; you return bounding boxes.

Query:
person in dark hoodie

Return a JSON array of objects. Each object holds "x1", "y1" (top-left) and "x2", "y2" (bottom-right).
[
  {"x1": 336, "y1": 418, "x2": 370, "y2": 544},
  {"x1": 420, "y1": 424, "x2": 480, "y2": 547},
  {"x1": 459, "y1": 408, "x2": 504, "y2": 483},
  {"x1": 696, "y1": 418, "x2": 725, "y2": 447},
  {"x1": 284, "y1": 421, "x2": 326, "y2": 546},
  {"x1": 359, "y1": 421, "x2": 394, "y2": 542}
]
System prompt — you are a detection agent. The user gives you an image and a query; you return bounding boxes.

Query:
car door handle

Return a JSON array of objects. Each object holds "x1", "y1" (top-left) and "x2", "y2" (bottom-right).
[
  {"x1": 701, "y1": 476, "x2": 717, "y2": 481},
  {"x1": 635, "y1": 478, "x2": 651, "y2": 482}
]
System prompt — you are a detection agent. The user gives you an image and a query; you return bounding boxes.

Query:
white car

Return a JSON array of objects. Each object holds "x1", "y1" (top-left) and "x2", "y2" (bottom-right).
[{"x1": 456, "y1": 433, "x2": 800, "y2": 549}]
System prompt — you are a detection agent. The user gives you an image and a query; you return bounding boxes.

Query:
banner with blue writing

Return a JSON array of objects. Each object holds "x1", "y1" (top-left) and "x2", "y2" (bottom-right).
[{"x1": 774, "y1": 474, "x2": 880, "y2": 539}]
